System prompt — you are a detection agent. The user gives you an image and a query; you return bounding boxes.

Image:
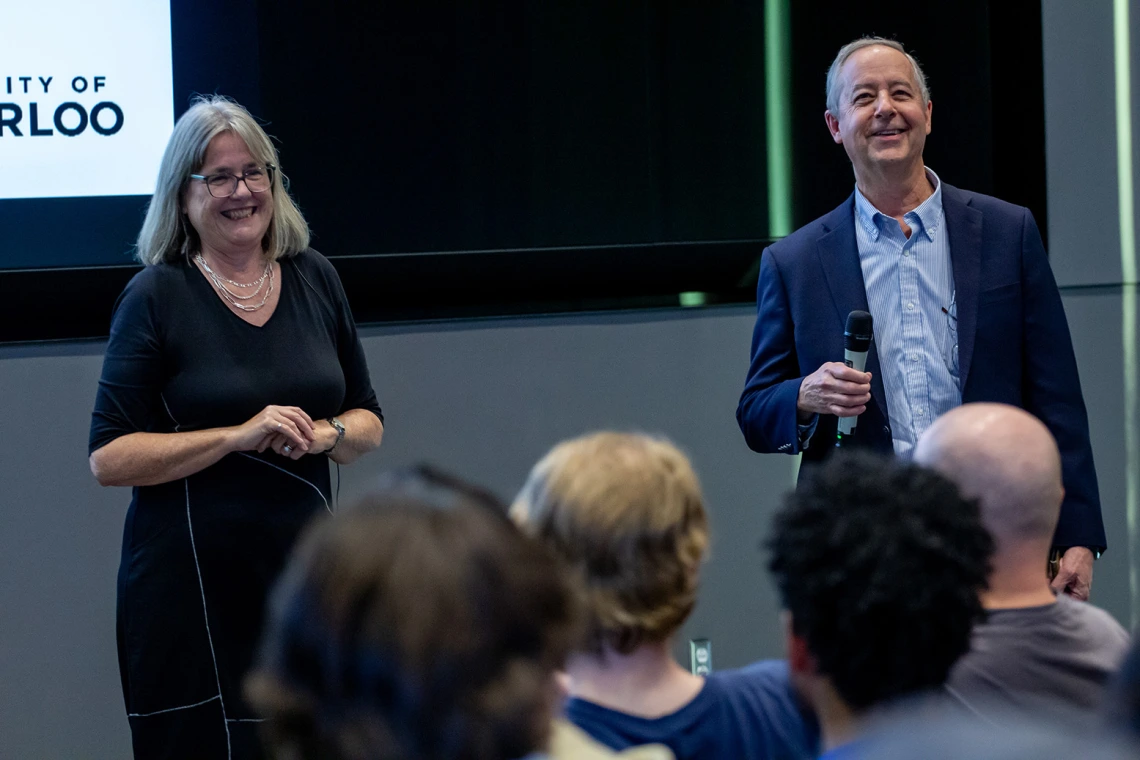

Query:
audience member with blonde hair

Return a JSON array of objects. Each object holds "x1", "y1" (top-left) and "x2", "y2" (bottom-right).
[{"x1": 513, "y1": 432, "x2": 817, "y2": 759}]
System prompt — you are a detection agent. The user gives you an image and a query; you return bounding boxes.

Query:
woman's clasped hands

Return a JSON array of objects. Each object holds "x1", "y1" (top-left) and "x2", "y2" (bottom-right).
[{"x1": 231, "y1": 405, "x2": 325, "y2": 460}]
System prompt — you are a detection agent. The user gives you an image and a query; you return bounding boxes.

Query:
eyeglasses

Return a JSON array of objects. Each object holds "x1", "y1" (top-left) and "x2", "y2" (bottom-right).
[{"x1": 189, "y1": 164, "x2": 276, "y2": 198}]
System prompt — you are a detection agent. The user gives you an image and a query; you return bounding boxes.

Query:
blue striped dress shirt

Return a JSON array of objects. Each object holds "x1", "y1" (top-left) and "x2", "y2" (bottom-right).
[{"x1": 854, "y1": 168, "x2": 961, "y2": 457}]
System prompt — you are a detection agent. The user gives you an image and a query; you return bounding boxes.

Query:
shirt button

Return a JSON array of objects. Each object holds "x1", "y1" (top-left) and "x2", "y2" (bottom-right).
[
  {"x1": 907, "y1": 302, "x2": 915, "y2": 310},
  {"x1": 916, "y1": 407, "x2": 925, "y2": 416},
  {"x1": 910, "y1": 353, "x2": 919, "y2": 362},
  {"x1": 903, "y1": 250, "x2": 911, "y2": 257}
]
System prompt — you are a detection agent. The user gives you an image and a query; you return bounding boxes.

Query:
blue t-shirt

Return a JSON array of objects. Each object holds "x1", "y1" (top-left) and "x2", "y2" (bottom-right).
[
  {"x1": 815, "y1": 741, "x2": 865, "y2": 760},
  {"x1": 563, "y1": 660, "x2": 819, "y2": 760}
]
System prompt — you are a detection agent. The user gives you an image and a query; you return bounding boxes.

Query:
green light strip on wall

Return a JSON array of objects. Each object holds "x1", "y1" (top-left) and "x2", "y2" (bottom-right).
[
  {"x1": 1117, "y1": 0, "x2": 1137, "y2": 285},
  {"x1": 765, "y1": 0, "x2": 792, "y2": 239},
  {"x1": 764, "y1": 0, "x2": 797, "y2": 485},
  {"x1": 1113, "y1": 0, "x2": 1140, "y2": 628}
]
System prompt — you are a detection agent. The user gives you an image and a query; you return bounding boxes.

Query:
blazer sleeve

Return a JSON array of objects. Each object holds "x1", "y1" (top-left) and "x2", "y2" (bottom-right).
[
  {"x1": 737, "y1": 248, "x2": 808, "y2": 454},
  {"x1": 1019, "y1": 210, "x2": 1106, "y2": 550}
]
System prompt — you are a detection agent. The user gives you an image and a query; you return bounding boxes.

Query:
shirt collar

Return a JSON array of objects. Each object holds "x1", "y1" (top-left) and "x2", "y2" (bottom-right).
[{"x1": 854, "y1": 167, "x2": 944, "y2": 243}]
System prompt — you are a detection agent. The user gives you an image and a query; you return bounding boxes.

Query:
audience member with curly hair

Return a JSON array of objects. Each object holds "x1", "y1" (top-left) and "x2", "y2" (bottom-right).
[
  {"x1": 244, "y1": 466, "x2": 669, "y2": 760},
  {"x1": 767, "y1": 451, "x2": 994, "y2": 759},
  {"x1": 513, "y1": 432, "x2": 818, "y2": 760}
]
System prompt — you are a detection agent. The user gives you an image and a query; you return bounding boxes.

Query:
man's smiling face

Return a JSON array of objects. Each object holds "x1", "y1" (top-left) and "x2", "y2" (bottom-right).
[{"x1": 825, "y1": 45, "x2": 932, "y2": 179}]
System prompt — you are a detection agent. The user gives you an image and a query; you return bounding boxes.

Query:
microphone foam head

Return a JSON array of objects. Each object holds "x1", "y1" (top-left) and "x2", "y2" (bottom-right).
[
  {"x1": 844, "y1": 310, "x2": 873, "y2": 351},
  {"x1": 845, "y1": 310, "x2": 873, "y2": 338}
]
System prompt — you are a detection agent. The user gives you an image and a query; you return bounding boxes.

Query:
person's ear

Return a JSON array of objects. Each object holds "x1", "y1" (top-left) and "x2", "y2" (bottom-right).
[
  {"x1": 782, "y1": 610, "x2": 814, "y2": 676},
  {"x1": 825, "y1": 110, "x2": 843, "y2": 144}
]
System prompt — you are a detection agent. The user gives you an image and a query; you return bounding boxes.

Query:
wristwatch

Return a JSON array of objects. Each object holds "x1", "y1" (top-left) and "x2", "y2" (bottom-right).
[{"x1": 327, "y1": 417, "x2": 346, "y2": 454}]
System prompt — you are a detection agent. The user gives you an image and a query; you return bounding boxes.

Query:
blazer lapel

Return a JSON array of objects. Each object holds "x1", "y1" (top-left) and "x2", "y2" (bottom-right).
[
  {"x1": 815, "y1": 195, "x2": 888, "y2": 419},
  {"x1": 942, "y1": 184, "x2": 982, "y2": 390}
]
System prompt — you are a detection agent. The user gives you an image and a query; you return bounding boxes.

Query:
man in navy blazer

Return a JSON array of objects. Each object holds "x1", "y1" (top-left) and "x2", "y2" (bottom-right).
[{"x1": 737, "y1": 37, "x2": 1105, "y2": 598}]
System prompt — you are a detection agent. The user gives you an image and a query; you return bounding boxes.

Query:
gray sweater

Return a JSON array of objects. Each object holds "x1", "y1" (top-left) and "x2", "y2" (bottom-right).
[{"x1": 947, "y1": 594, "x2": 1130, "y2": 714}]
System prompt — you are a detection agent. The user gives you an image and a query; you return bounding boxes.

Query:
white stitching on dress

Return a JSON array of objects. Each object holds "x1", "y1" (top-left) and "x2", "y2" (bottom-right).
[
  {"x1": 160, "y1": 394, "x2": 181, "y2": 432},
  {"x1": 186, "y1": 479, "x2": 233, "y2": 759},
  {"x1": 128, "y1": 693, "x2": 221, "y2": 718},
  {"x1": 236, "y1": 452, "x2": 333, "y2": 515},
  {"x1": 161, "y1": 399, "x2": 272, "y2": 754}
]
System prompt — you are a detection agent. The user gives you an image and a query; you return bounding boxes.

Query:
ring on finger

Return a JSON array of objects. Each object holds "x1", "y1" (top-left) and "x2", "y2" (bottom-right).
[{"x1": 283, "y1": 444, "x2": 293, "y2": 455}]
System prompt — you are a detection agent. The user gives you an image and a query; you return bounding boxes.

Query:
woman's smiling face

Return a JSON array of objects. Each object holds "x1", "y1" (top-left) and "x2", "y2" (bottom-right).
[{"x1": 183, "y1": 131, "x2": 274, "y2": 259}]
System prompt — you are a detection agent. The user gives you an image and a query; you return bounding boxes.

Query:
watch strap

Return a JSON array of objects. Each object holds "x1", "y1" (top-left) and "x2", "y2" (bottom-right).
[{"x1": 327, "y1": 416, "x2": 346, "y2": 453}]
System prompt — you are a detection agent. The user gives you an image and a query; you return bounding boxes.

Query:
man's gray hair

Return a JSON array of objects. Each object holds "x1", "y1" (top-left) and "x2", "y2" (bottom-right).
[{"x1": 825, "y1": 37, "x2": 930, "y2": 115}]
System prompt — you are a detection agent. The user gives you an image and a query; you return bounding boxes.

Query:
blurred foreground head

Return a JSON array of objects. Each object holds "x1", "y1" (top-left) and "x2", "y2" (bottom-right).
[
  {"x1": 512, "y1": 432, "x2": 709, "y2": 655},
  {"x1": 247, "y1": 466, "x2": 582, "y2": 760}
]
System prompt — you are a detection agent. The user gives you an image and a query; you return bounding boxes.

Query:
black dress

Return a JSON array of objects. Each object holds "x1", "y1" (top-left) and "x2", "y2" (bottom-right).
[{"x1": 89, "y1": 249, "x2": 383, "y2": 760}]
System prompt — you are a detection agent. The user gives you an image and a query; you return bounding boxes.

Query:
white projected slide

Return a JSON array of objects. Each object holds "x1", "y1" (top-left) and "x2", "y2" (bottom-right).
[{"x1": 0, "y1": 1, "x2": 174, "y2": 199}]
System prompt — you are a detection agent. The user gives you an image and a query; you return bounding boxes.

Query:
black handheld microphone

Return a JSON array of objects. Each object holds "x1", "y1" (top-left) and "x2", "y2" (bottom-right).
[{"x1": 836, "y1": 310, "x2": 873, "y2": 447}]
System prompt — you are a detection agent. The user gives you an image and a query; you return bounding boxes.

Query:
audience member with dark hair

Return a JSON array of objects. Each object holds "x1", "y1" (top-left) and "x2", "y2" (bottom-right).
[
  {"x1": 245, "y1": 465, "x2": 667, "y2": 760},
  {"x1": 915, "y1": 403, "x2": 1129, "y2": 717},
  {"x1": 513, "y1": 432, "x2": 817, "y2": 760},
  {"x1": 767, "y1": 451, "x2": 994, "y2": 758}
]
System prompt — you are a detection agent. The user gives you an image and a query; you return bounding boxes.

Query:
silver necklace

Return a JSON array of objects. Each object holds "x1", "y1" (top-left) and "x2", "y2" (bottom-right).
[
  {"x1": 195, "y1": 253, "x2": 271, "y2": 288},
  {"x1": 214, "y1": 266, "x2": 274, "y2": 312},
  {"x1": 195, "y1": 254, "x2": 275, "y2": 311}
]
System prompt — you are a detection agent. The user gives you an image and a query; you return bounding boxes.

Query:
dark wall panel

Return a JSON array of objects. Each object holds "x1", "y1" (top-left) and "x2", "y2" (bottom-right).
[{"x1": 254, "y1": 1, "x2": 770, "y2": 256}]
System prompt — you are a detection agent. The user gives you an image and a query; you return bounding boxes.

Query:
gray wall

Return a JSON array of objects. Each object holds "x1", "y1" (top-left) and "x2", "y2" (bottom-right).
[
  {"x1": 4, "y1": 3, "x2": 1140, "y2": 756},
  {"x1": 1043, "y1": 0, "x2": 1122, "y2": 288}
]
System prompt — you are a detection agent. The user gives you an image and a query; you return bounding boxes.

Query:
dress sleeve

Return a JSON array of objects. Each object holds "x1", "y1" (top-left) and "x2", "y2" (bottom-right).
[
  {"x1": 89, "y1": 271, "x2": 166, "y2": 454},
  {"x1": 325, "y1": 260, "x2": 383, "y2": 424}
]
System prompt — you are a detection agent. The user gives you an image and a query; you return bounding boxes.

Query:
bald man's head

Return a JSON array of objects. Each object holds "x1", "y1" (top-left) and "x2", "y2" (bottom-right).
[{"x1": 914, "y1": 404, "x2": 1063, "y2": 547}]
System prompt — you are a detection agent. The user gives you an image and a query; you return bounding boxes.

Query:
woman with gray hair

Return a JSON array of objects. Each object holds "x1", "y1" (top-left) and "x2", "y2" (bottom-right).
[{"x1": 88, "y1": 95, "x2": 384, "y2": 759}]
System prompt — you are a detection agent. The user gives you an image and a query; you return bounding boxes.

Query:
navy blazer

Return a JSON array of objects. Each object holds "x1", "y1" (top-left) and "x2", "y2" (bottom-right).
[{"x1": 737, "y1": 184, "x2": 1106, "y2": 550}]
